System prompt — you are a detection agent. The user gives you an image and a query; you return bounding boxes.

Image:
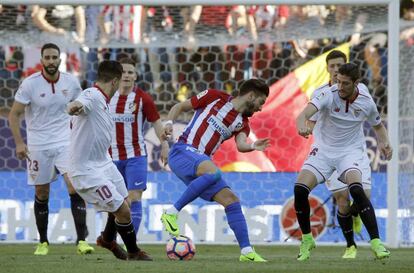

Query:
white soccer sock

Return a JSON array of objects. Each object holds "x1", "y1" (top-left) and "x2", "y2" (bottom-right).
[
  {"x1": 241, "y1": 246, "x2": 254, "y2": 255},
  {"x1": 166, "y1": 206, "x2": 179, "y2": 214}
]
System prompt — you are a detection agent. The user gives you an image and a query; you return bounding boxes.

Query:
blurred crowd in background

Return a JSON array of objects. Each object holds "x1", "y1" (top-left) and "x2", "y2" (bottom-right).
[{"x1": 0, "y1": 1, "x2": 414, "y2": 117}]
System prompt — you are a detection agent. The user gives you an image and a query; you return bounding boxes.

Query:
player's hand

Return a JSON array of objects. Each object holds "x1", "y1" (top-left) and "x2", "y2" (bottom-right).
[
  {"x1": 160, "y1": 141, "x2": 169, "y2": 167},
  {"x1": 252, "y1": 138, "x2": 270, "y2": 151},
  {"x1": 15, "y1": 142, "x2": 28, "y2": 160},
  {"x1": 297, "y1": 125, "x2": 312, "y2": 138},
  {"x1": 164, "y1": 123, "x2": 173, "y2": 140},
  {"x1": 379, "y1": 142, "x2": 393, "y2": 160},
  {"x1": 67, "y1": 101, "x2": 84, "y2": 115}
]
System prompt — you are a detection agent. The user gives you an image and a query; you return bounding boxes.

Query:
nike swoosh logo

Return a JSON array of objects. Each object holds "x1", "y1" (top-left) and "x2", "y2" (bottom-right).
[
  {"x1": 134, "y1": 181, "x2": 144, "y2": 186},
  {"x1": 166, "y1": 220, "x2": 177, "y2": 232},
  {"x1": 246, "y1": 256, "x2": 255, "y2": 261}
]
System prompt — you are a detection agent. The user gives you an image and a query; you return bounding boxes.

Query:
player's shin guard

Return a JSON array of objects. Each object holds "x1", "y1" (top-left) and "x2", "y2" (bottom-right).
[
  {"x1": 115, "y1": 220, "x2": 139, "y2": 253},
  {"x1": 337, "y1": 212, "x2": 356, "y2": 247},
  {"x1": 34, "y1": 196, "x2": 49, "y2": 243},
  {"x1": 102, "y1": 213, "x2": 117, "y2": 242},
  {"x1": 70, "y1": 193, "x2": 88, "y2": 242},
  {"x1": 349, "y1": 183, "x2": 379, "y2": 240},
  {"x1": 225, "y1": 202, "x2": 251, "y2": 248},
  {"x1": 130, "y1": 201, "x2": 142, "y2": 234},
  {"x1": 174, "y1": 171, "x2": 221, "y2": 211},
  {"x1": 294, "y1": 184, "x2": 311, "y2": 234}
]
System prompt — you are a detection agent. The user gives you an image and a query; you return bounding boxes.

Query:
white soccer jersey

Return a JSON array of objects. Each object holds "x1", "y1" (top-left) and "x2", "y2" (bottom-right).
[
  {"x1": 310, "y1": 83, "x2": 381, "y2": 151},
  {"x1": 14, "y1": 71, "x2": 82, "y2": 150},
  {"x1": 69, "y1": 86, "x2": 114, "y2": 178}
]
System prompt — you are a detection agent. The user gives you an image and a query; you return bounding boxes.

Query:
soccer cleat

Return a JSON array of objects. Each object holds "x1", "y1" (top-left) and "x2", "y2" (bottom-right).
[
  {"x1": 161, "y1": 212, "x2": 179, "y2": 237},
  {"x1": 34, "y1": 242, "x2": 49, "y2": 255},
  {"x1": 239, "y1": 251, "x2": 267, "y2": 262},
  {"x1": 342, "y1": 245, "x2": 357, "y2": 259},
  {"x1": 127, "y1": 250, "x2": 153, "y2": 261},
  {"x1": 370, "y1": 238, "x2": 390, "y2": 260},
  {"x1": 77, "y1": 240, "x2": 95, "y2": 255},
  {"x1": 353, "y1": 214, "x2": 363, "y2": 234},
  {"x1": 96, "y1": 234, "x2": 128, "y2": 260},
  {"x1": 297, "y1": 234, "x2": 316, "y2": 261}
]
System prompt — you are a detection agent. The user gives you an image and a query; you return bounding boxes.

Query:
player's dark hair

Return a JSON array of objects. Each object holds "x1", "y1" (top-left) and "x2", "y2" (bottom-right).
[
  {"x1": 41, "y1": 43, "x2": 60, "y2": 56},
  {"x1": 97, "y1": 60, "x2": 123, "y2": 83},
  {"x1": 326, "y1": 50, "x2": 347, "y2": 64},
  {"x1": 338, "y1": 63, "x2": 360, "y2": 82},
  {"x1": 239, "y1": 79, "x2": 269, "y2": 97},
  {"x1": 118, "y1": 57, "x2": 136, "y2": 67}
]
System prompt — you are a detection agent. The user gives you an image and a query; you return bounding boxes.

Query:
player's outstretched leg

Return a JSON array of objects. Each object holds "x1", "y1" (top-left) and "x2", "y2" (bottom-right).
[
  {"x1": 348, "y1": 183, "x2": 390, "y2": 259},
  {"x1": 70, "y1": 193, "x2": 94, "y2": 255}
]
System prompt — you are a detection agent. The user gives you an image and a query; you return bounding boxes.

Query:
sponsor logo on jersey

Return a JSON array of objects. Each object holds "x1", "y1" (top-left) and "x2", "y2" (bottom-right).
[
  {"x1": 207, "y1": 115, "x2": 231, "y2": 138},
  {"x1": 280, "y1": 195, "x2": 329, "y2": 241},
  {"x1": 112, "y1": 113, "x2": 135, "y2": 123}
]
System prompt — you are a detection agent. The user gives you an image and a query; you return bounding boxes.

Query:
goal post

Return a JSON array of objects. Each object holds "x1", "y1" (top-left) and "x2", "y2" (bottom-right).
[{"x1": 0, "y1": 0, "x2": 408, "y2": 246}]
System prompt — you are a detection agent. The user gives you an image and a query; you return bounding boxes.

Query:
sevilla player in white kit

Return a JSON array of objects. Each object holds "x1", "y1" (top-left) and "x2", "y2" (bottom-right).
[
  {"x1": 308, "y1": 50, "x2": 372, "y2": 259},
  {"x1": 67, "y1": 60, "x2": 151, "y2": 261},
  {"x1": 109, "y1": 58, "x2": 169, "y2": 237},
  {"x1": 295, "y1": 63, "x2": 392, "y2": 261},
  {"x1": 8, "y1": 43, "x2": 94, "y2": 256},
  {"x1": 161, "y1": 79, "x2": 270, "y2": 262}
]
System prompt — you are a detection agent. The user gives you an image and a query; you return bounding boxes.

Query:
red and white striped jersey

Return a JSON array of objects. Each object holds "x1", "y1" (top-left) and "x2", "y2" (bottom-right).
[
  {"x1": 101, "y1": 5, "x2": 143, "y2": 44},
  {"x1": 109, "y1": 88, "x2": 160, "y2": 161},
  {"x1": 178, "y1": 89, "x2": 250, "y2": 156}
]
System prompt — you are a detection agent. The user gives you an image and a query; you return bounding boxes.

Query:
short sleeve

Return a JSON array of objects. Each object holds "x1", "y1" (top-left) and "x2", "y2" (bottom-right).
[
  {"x1": 309, "y1": 88, "x2": 322, "y2": 121},
  {"x1": 75, "y1": 89, "x2": 95, "y2": 114},
  {"x1": 310, "y1": 89, "x2": 330, "y2": 111},
  {"x1": 367, "y1": 101, "x2": 382, "y2": 126},
  {"x1": 190, "y1": 89, "x2": 226, "y2": 110},
  {"x1": 14, "y1": 79, "x2": 32, "y2": 105},
  {"x1": 141, "y1": 92, "x2": 160, "y2": 122}
]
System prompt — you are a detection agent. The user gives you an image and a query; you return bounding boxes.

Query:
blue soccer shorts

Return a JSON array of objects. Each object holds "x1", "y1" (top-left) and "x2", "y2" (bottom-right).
[{"x1": 114, "y1": 156, "x2": 147, "y2": 191}]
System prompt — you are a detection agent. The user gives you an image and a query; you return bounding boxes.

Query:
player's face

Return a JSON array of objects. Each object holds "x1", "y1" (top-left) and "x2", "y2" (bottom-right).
[
  {"x1": 243, "y1": 93, "x2": 267, "y2": 117},
  {"x1": 41, "y1": 48, "x2": 61, "y2": 76},
  {"x1": 327, "y1": 57, "x2": 345, "y2": 84},
  {"x1": 337, "y1": 73, "x2": 357, "y2": 100},
  {"x1": 120, "y1": 64, "x2": 137, "y2": 88}
]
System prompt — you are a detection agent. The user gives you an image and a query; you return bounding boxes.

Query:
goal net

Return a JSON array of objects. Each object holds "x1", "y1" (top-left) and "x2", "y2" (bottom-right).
[{"x1": 0, "y1": 1, "x2": 413, "y2": 246}]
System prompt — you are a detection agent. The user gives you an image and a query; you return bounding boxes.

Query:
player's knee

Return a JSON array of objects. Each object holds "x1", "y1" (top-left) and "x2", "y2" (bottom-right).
[
  {"x1": 35, "y1": 188, "x2": 50, "y2": 200},
  {"x1": 204, "y1": 169, "x2": 222, "y2": 184},
  {"x1": 348, "y1": 183, "x2": 367, "y2": 201},
  {"x1": 128, "y1": 190, "x2": 143, "y2": 202},
  {"x1": 294, "y1": 183, "x2": 310, "y2": 200}
]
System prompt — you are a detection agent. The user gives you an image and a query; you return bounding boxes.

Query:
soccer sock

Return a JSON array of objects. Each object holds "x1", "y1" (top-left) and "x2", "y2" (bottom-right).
[
  {"x1": 115, "y1": 220, "x2": 139, "y2": 253},
  {"x1": 102, "y1": 213, "x2": 117, "y2": 242},
  {"x1": 225, "y1": 202, "x2": 251, "y2": 249},
  {"x1": 348, "y1": 183, "x2": 379, "y2": 240},
  {"x1": 130, "y1": 200, "x2": 142, "y2": 235},
  {"x1": 34, "y1": 196, "x2": 49, "y2": 244},
  {"x1": 294, "y1": 184, "x2": 311, "y2": 234},
  {"x1": 337, "y1": 211, "x2": 356, "y2": 247},
  {"x1": 349, "y1": 202, "x2": 359, "y2": 217},
  {"x1": 173, "y1": 172, "x2": 221, "y2": 211},
  {"x1": 70, "y1": 193, "x2": 87, "y2": 243}
]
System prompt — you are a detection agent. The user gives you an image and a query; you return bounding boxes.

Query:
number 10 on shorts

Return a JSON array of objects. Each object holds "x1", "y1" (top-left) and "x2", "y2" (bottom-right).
[{"x1": 96, "y1": 185, "x2": 112, "y2": 200}]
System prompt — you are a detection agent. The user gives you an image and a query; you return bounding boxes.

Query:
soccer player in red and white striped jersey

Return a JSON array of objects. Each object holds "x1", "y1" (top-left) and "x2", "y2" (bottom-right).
[
  {"x1": 161, "y1": 79, "x2": 270, "y2": 262},
  {"x1": 109, "y1": 58, "x2": 168, "y2": 236}
]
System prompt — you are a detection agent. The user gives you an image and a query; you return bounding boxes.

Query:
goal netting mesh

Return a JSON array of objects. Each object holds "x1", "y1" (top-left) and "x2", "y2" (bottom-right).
[{"x1": 0, "y1": 3, "x2": 413, "y2": 245}]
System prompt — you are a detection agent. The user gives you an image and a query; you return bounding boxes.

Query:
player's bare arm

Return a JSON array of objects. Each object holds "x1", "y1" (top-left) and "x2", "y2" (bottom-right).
[
  {"x1": 235, "y1": 132, "x2": 270, "y2": 153},
  {"x1": 153, "y1": 119, "x2": 169, "y2": 166},
  {"x1": 8, "y1": 101, "x2": 28, "y2": 160},
  {"x1": 372, "y1": 123, "x2": 393, "y2": 160},
  {"x1": 164, "y1": 99, "x2": 193, "y2": 137},
  {"x1": 67, "y1": 101, "x2": 84, "y2": 116},
  {"x1": 296, "y1": 103, "x2": 318, "y2": 138}
]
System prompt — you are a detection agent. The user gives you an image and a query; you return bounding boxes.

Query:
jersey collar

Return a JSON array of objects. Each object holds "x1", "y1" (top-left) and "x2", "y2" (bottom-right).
[
  {"x1": 41, "y1": 70, "x2": 60, "y2": 94},
  {"x1": 94, "y1": 84, "x2": 110, "y2": 103}
]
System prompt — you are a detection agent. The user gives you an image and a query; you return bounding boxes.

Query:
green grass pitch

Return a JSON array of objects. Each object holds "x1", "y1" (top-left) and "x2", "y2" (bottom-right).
[{"x1": 0, "y1": 244, "x2": 412, "y2": 273}]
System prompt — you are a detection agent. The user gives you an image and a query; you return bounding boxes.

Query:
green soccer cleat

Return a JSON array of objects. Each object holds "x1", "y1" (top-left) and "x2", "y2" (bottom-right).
[
  {"x1": 161, "y1": 212, "x2": 179, "y2": 236},
  {"x1": 297, "y1": 233, "x2": 316, "y2": 261},
  {"x1": 77, "y1": 240, "x2": 95, "y2": 255},
  {"x1": 370, "y1": 238, "x2": 390, "y2": 260},
  {"x1": 240, "y1": 250, "x2": 267, "y2": 262},
  {"x1": 353, "y1": 214, "x2": 363, "y2": 234},
  {"x1": 342, "y1": 245, "x2": 357, "y2": 259},
  {"x1": 34, "y1": 242, "x2": 49, "y2": 255}
]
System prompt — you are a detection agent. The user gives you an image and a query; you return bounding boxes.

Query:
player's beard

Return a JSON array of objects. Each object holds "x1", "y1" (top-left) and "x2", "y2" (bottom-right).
[
  {"x1": 243, "y1": 101, "x2": 256, "y2": 117},
  {"x1": 43, "y1": 64, "x2": 59, "y2": 76}
]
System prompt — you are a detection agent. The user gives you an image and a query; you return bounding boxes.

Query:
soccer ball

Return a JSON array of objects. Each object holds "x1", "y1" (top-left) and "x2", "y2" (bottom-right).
[{"x1": 166, "y1": 235, "x2": 196, "y2": 261}]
